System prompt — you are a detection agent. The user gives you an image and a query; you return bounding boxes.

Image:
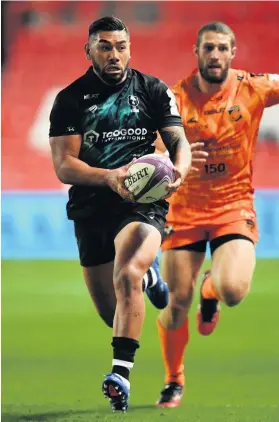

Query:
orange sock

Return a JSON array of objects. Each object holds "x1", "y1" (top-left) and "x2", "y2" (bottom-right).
[
  {"x1": 157, "y1": 318, "x2": 189, "y2": 386},
  {"x1": 201, "y1": 275, "x2": 222, "y2": 301}
]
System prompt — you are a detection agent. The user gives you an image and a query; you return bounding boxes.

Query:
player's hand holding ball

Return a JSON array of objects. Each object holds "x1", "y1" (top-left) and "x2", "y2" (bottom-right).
[
  {"x1": 165, "y1": 166, "x2": 183, "y2": 197},
  {"x1": 123, "y1": 153, "x2": 177, "y2": 203},
  {"x1": 105, "y1": 161, "x2": 137, "y2": 202}
]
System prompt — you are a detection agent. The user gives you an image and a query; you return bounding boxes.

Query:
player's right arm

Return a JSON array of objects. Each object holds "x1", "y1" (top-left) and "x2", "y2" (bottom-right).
[
  {"x1": 50, "y1": 134, "x2": 111, "y2": 185},
  {"x1": 49, "y1": 92, "x2": 133, "y2": 201}
]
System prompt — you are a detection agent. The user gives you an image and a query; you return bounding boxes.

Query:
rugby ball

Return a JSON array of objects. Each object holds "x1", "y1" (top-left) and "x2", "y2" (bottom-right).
[{"x1": 124, "y1": 153, "x2": 175, "y2": 203}]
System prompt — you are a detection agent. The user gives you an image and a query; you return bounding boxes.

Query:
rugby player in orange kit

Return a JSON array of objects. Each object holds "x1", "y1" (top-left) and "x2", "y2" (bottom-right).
[{"x1": 155, "y1": 21, "x2": 279, "y2": 408}]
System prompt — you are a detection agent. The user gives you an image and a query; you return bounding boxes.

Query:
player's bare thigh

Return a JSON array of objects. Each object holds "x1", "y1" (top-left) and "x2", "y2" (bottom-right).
[
  {"x1": 83, "y1": 261, "x2": 115, "y2": 328},
  {"x1": 113, "y1": 221, "x2": 162, "y2": 339},
  {"x1": 114, "y1": 221, "x2": 162, "y2": 288},
  {"x1": 160, "y1": 249, "x2": 205, "y2": 329},
  {"x1": 82, "y1": 221, "x2": 162, "y2": 331},
  {"x1": 211, "y1": 239, "x2": 256, "y2": 306}
]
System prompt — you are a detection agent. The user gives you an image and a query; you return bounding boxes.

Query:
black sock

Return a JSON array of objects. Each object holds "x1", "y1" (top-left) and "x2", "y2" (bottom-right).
[{"x1": 111, "y1": 337, "x2": 140, "y2": 381}]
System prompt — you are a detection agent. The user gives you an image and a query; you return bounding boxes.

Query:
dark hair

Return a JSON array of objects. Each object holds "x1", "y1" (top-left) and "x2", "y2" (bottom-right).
[
  {"x1": 196, "y1": 21, "x2": 236, "y2": 48},
  {"x1": 88, "y1": 16, "x2": 129, "y2": 39}
]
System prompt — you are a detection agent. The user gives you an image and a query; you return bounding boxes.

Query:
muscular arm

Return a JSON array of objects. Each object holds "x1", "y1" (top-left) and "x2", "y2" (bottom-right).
[
  {"x1": 49, "y1": 135, "x2": 109, "y2": 186},
  {"x1": 50, "y1": 135, "x2": 134, "y2": 200},
  {"x1": 159, "y1": 126, "x2": 192, "y2": 181},
  {"x1": 155, "y1": 135, "x2": 168, "y2": 155}
]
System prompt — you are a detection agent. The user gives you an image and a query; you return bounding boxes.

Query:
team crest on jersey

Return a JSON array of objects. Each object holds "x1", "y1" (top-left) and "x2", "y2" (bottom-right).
[
  {"x1": 228, "y1": 105, "x2": 242, "y2": 122},
  {"x1": 128, "y1": 95, "x2": 139, "y2": 113}
]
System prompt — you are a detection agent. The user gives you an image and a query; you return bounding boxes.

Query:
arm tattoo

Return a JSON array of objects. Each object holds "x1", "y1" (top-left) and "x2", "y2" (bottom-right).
[{"x1": 159, "y1": 126, "x2": 186, "y2": 162}]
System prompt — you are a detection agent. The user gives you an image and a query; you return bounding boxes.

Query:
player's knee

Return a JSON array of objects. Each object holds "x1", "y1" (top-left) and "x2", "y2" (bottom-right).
[
  {"x1": 169, "y1": 281, "x2": 195, "y2": 309},
  {"x1": 113, "y1": 263, "x2": 143, "y2": 298},
  {"x1": 220, "y1": 276, "x2": 251, "y2": 306}
]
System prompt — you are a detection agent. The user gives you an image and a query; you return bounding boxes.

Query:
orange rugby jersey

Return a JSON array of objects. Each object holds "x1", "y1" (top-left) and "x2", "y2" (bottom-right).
[{"x1": 167, "y1": 69, "x2": 279, "y2": 226}]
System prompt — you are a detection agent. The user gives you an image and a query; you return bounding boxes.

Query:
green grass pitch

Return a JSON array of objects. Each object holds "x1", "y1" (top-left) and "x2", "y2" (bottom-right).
[{"x1": 2, "y1": 259, "x2": 279, "y2": 422}]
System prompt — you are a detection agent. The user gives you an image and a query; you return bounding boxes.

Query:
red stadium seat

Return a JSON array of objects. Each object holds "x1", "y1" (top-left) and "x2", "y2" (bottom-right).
[{"x1": 2, "y1": 2, "x2": 279, "y2": 190}]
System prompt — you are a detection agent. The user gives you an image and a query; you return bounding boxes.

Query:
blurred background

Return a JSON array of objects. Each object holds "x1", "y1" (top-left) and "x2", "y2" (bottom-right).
[
  {"x1": 2, "y1": 2, "x2": 279, "y2": 421},
  {"x1": 1, "y1": 1, "x2": 279, "y2": 259},
  {"x1": 1, "y1": 0, "x2": 279, "y2": 259}
]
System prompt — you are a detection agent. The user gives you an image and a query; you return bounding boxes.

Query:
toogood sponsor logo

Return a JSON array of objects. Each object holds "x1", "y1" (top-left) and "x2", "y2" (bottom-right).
[
  {"x1": 103, "y1": 128, "x2": 147, "y2": 137},
  {"x1": 83, "y1": 127, "x2": 149, "y2": 146},
  {"x1": 83, "y1": 130, "x2": 100, "y2": 147},
  {"x1": 103, "y1": 128, "x2": 148, "y2": 142}
]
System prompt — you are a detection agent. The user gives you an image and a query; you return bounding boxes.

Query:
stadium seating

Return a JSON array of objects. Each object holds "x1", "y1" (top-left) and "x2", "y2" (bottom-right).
[{"x1": 2, "y1": 1, "x2": 279, "y2": 191}]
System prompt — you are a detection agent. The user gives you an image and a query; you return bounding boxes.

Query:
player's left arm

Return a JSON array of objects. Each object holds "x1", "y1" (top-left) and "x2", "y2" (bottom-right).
[
  {"x1": 265, "y1": 74, "x2": 279, "y2": 107},
  {"x1": 249, "y1": 73, "x2": 279, "y2": 107},
  {"x1": 152, "y1": 80, "x2": 192, "y2": 189},
  {"x1": 159, "y1": 126, "x2": 191, "y2": 190}
]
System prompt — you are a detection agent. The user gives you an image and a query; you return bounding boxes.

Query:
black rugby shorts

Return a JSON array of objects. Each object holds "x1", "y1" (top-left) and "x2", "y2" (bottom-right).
[{"x1": 74, "y1": 202, "x2": 168, "y2": 266}]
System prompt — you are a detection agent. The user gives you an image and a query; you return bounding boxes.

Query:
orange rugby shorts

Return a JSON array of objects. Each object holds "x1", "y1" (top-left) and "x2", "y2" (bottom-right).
[{"x1": 162, "y1": 215, "x2": 259, "y2": 252}]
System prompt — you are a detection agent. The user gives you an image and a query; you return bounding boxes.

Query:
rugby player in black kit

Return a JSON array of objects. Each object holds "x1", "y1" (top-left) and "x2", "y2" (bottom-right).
[{"x1": 49, "y1": 17, "x2": 191, "y2": 412}]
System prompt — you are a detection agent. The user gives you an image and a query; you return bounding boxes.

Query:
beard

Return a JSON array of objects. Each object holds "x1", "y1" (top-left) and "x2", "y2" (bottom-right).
[
  {"x1": 199, "y1": 59, "x2": 229, "y2": 84},
  {"x1": 93, "y1": 61, "x2": 129, "y2": 85}
]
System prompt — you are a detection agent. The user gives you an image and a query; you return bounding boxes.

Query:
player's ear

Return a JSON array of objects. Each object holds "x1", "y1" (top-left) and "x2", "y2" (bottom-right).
[
  {"x1": 84, "y1": 42, "x2": 91, "y2": 60},
  {"x1": 231, "y1": 46, "x2": 237, "y2": 60},
  {"x1": 193, "y1": 44, "x2": 198, "y2": 57}
]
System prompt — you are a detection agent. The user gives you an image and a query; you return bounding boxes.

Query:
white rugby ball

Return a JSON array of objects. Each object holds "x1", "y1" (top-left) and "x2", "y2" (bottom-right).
[{"x1": 124, "y1": 153, "x2": 175, "y2": 203}]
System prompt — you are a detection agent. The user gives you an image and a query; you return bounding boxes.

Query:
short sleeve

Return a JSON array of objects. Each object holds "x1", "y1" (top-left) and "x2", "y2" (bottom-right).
[
  {"x1": 151, "y1": 79, "x2": 183, "y2": 129},
  {"x1": 248, "y1": 73, "x2": 279, "y2": 108},
  {"x1": 49, "y1": 90, "x2": 81, "y2": 137}
]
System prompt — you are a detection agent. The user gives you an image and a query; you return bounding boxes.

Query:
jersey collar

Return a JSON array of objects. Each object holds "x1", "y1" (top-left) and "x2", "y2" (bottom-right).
[{"x1": 189, "y1": 68, "x2": 234, "y2": 102}]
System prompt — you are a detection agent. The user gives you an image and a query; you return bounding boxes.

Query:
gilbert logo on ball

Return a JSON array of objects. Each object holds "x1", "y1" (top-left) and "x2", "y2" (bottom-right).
[
  {"x1": 125, "y1": 167, "x2": 149, "y2": 187},
  {"x1": 124, "y1": 153, "x2": 175, "y2": 203}
]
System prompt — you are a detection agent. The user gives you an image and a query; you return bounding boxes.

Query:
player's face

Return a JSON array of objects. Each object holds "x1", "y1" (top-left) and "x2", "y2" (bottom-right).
[
  {"x1": 85, "y1": 30, "x2": 130, "y2": 85},
  {"x1": 196, "y1": 31, "x2": 236, "y2": 84}
]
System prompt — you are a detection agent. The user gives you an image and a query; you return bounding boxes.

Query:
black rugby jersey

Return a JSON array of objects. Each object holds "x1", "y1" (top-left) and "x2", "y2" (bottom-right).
[{"x1": 49, "y1": 67, "x2": 182, "y2": 219}]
